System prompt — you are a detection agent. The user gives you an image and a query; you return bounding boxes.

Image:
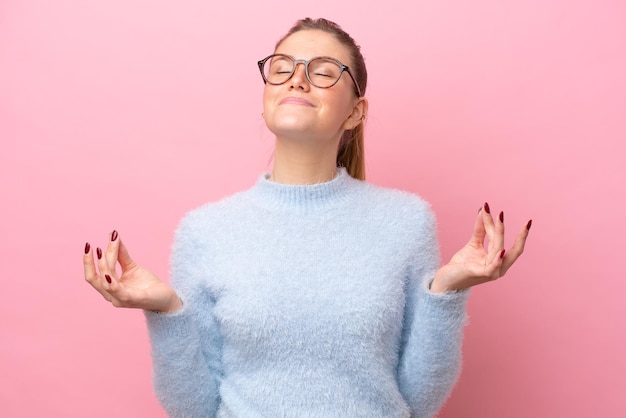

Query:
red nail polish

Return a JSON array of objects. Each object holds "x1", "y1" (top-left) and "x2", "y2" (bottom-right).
[
  {"x1": 111, "y1": 230, "x2": 118, "y2": 242},
  {"x1": 484, "y1": 202, "x2": 491, "y2": 214},
  {"x1": 97, "y1": 248, "x2": 102, "y2": 260},
  {"x1": 84, "y1": 242, "x2": 90, "y2": 255},
  {"x1": 105, "y1": 274, "x2": 112, "y2": 284},
  {"x1": 499, "y1": 211, "x2": 504, "y2": 223},
  {"x1": 500, "y1": 249, "x2": 506, "y2": 259},
  {"x1": 526, "y1": 219, "x2": 532, "y2": 231}
]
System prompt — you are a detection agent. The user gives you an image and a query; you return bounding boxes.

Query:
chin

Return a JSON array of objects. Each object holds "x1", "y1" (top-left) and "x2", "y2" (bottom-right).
[{"x1": 266, "y1": 115, "x2": 316, "y2": 137}]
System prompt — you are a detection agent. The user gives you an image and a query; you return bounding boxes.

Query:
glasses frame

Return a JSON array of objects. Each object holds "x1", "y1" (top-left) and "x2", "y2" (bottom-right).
[{"x1": 258, "y1": 54, "x2": 362, "y2": 97}]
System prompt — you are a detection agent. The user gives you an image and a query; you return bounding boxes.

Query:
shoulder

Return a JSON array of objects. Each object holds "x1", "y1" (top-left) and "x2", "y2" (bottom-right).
[
  {"x1": 174, "y1": 186, "x2": 257, "y2": 241},
  {"x1": 339, "y1": 178, "x2": 439, "y2": 252},
  {"x1": 350, "y1": 179, "x2": 440, "y2": 265},
  {"x1": 357, "y1": 180, "x2": 436, "y2": 226}
]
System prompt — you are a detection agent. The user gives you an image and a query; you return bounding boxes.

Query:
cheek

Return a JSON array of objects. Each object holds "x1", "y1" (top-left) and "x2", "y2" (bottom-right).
[
  {"x1": 262, "y1": 85, "x2": 284, "y2": 119},
  {"x1": 320, "y1": 92, "x2": 353, "y2": 122}
]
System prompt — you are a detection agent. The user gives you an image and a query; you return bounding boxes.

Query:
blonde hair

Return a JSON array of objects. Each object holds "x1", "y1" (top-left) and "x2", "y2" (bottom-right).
[{"x1": 276, "y1": 18, "x2": 368, "y2": 180}]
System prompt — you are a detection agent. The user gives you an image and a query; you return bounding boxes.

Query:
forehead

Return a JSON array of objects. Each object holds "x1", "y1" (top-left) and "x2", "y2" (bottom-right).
[{"x1": 275, "y1": 30, "x2": 351, "y2": 65}]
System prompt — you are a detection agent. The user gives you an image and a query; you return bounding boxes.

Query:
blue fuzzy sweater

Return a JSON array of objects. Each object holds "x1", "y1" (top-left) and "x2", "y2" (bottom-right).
[{"x1": 145, "y1": 168, "x2": 468, "y2": 418}]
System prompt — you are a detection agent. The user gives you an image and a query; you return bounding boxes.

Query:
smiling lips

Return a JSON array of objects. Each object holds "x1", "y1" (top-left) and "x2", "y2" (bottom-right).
[{"x1": 279, "y1": 96, "x2": 315, "y2": 107}]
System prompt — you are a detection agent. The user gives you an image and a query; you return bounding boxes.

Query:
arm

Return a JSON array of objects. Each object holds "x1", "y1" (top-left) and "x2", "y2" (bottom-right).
[
  {"x1": 83, "y1": 226, "x2": 222, "y2": 417},
  {"x1": 396, "y1": 207, "x2": 469, "y2": 418},
  {"x1": 144, "y1": 289, "x2": 221, "y2": 417},
  {"x1": 397, "y1": 203, "x2": 532, "y2": 417},
  {"x1": 145, "y1": 218, "x2": 222, "y2": 417}
]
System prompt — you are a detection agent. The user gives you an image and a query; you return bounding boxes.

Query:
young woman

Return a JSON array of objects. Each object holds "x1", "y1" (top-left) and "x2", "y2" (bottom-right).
[{"x1": 84, "y1": 18, "x2": 531, "y2": 418}]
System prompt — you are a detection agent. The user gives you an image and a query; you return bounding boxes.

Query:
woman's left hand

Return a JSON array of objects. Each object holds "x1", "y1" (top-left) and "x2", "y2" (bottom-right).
[{"x1": 430, "y1": 202, "x2": 532, "y2": 293}]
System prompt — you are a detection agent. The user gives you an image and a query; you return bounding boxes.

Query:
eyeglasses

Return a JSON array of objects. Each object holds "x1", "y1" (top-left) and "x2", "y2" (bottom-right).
[{"x1": 258, "y1": 54, "x2": 362, "y2": 97}]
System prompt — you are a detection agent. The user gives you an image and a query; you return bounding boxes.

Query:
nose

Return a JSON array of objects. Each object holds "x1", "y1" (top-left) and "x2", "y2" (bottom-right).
[{"x1": 289, "y1": 62, "x2": 310, "y2": 92}]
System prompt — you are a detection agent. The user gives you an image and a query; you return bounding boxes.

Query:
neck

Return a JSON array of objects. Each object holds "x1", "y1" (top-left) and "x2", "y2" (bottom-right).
[{"x1": 270, "y1": 136, "x2": 339, "y2": 185}]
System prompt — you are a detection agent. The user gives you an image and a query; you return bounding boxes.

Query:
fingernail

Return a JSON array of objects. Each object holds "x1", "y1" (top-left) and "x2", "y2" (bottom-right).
[
  {"x1": 484, "y1": 202, "x2": 491, "y2": 214},
  {"x1": 84, "y1": 242, "x2": 90, "y2": 255},
  {"x1": 96, "y1": 248, "x2": 102, "y2": 260},
  {"x1": 105, "y1": 274, "x2": 112, "y2": 284},
  {"x1": 111, "y1": 230, "x2": 118, "y2": 242},
  {"x1": 499, "y1": 211, "x2": 504, "y2": 223},
  {"x1": 500, "y1": 249, "x2": 506, "y2": 259},
  {"x1": 526, "y1": 219, "x2": 533, "y2": 231}
]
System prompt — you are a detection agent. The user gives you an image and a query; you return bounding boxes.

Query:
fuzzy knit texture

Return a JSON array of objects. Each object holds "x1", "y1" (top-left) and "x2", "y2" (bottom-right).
[{"x1": 145, "y1": 168, "x2": 469, "y2": 418}]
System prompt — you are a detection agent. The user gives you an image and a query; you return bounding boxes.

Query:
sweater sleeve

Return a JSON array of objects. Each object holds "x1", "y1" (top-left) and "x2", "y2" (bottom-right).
[
  {"x1": 396, "y1": 205, "x2": 469, "y2": 418},
  {"x1": 144, "y1": 214, "x2": 222, "y2": 418}
]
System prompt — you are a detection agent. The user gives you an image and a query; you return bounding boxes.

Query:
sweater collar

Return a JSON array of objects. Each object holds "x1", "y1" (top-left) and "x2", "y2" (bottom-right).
[{"x1": 249, "y1": 167, "x2": 361, "y2": 211}]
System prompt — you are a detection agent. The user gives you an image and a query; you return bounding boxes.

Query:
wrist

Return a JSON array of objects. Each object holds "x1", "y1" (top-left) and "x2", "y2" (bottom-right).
[
  {"x1": 165, "y1": 297, "x2": 183, "y2": 313},
  {"x1": 154, "y1": 293, "x2": 183, "y2": 314},
  {"x1": 430, "y1": 273, "x2": 455, "y2": 294}
]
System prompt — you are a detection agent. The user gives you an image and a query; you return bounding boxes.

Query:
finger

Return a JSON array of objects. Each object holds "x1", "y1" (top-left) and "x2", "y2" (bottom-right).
[
  {"x1": 481, "y1": 202, "x2": 496, "y2": 245},
  {"x1": 104, "y1": 230, "x2": 121, "y2": 274},
  {"x1": 468, "y1": 206, "x2": 487, "y2": 248},
  {"x1": 484, "y1": 247, "x2": 507, "y2": 282},
  {"x1": 96, "y1": 244, "x2": 112, "y2": 285},
  {"x1": 501, "y1": 220, "x2": 532, "y2": 275},
  {"x1": 117, "y1": 239, "x2": 137, "y2": 272},
  {"x1": 101, "y1": 235, "x2": 140, "y2": 308},
  {"x1": 83, "y1": 242, "x2": 114, "y2": 302},
  {"x1": 83, "y1": 242, "x2": 99, "y2": 285},
  {"x1": 480, "y1": 202, "x2": 501, "y2": 265},
  {"x1": 97, "y1": 231, "x2": 120, "y2": 296},
  {"x1": 101, "y1": 234, "x2": 135, "y2": 304},
  {"x1": 101, "y1": 272, "x2": 140, "y2": 309},
  {"x1": 101, "y1": 271, "x2": 121, "y2": 297},
  {"x1": 487, "y1": 210, "x2": 506, "y2": 264}
]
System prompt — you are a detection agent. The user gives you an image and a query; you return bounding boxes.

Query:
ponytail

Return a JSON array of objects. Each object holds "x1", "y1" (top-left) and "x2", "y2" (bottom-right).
[{"x1": 337, "y1": 123, "x2": 365, "y2": 180}]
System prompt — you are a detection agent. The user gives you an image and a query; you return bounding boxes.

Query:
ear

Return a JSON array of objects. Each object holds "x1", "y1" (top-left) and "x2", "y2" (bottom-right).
[{"x1": 342, "y1": 97, "x2": 368, "y2": 131}]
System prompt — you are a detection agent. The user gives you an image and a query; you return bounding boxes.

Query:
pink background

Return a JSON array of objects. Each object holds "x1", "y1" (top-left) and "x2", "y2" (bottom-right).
[{"x1": 1, "y1": 0, "x2": 624, "y2": 417}]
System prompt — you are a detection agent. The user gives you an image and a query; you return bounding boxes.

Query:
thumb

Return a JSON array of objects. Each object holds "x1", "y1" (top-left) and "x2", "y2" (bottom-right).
[
  {"x1": 468, "y1": 206, "x2": 487, "y2": 247},
  {"x1": 117, "y1": 239, "x2": 137, "y2": 272}
]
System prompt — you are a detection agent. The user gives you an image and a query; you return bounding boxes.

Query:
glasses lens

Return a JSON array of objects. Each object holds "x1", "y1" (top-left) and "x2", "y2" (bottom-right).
[
  {"x1": 308, "y1": 58, "x2": 342, "y2": 88},
  {"x1": 263, "y1": 55, "x2": 294, "y2": 85}
]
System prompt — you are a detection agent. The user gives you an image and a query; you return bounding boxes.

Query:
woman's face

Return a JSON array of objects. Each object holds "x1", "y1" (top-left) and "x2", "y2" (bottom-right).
[{"x1": 262, "y1": 29, "x2": 365, "y2": 144}]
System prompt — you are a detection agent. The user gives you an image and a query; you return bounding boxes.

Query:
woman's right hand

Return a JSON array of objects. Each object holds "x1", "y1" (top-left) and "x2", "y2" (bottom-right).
[{"x1": 83, "y1": 230, "x2": 182, "y2": 313}]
